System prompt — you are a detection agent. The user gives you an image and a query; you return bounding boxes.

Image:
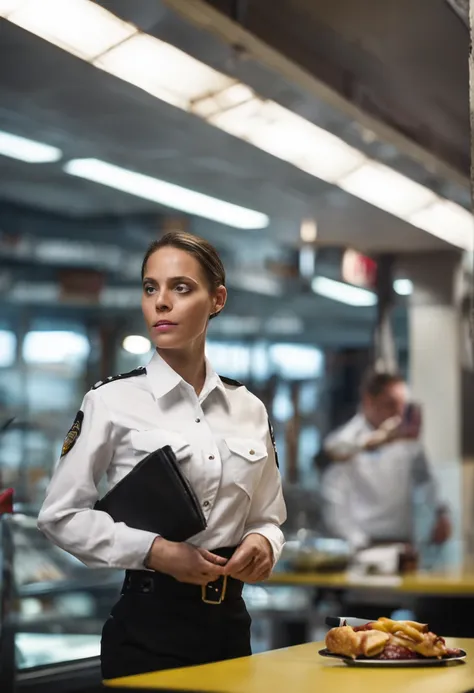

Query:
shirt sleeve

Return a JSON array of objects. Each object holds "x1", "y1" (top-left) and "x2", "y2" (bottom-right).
[
  {"x1": 323, "y1": 416, "x2": 366, "y2": 461},
  {"x1": 320, "y1": 465, "x2": 369, "y2": 551},
  {"x1": 242, "y1": 422, "x2": 287, "y2": 565},
  {"x1": 412, "y1": 445, "x2": 448, "y2": 513},
  {"x1": 37, "y1": 389, "x2": 158, "y2": 570}
]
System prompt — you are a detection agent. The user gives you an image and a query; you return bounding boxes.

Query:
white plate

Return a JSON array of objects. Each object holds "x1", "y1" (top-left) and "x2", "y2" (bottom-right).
[{"x1": 318, "y1": 648, "x2": 467, "y2": 667}]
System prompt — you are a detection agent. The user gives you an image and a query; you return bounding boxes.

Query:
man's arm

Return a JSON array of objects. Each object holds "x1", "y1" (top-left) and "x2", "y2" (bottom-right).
[{"x1": 323, "y1": 416, "x2": 367, "y2": 463}]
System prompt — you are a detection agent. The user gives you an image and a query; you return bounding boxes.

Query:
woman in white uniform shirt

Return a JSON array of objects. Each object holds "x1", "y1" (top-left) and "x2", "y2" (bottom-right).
[{"x1": 37, "y1": 231, "x2": 286, "y2": 679}]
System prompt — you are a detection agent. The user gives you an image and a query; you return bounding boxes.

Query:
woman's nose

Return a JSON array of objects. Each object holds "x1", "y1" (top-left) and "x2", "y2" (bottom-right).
[{"x1": 155, "y1": 290, "x2": 171, "y2": 312}]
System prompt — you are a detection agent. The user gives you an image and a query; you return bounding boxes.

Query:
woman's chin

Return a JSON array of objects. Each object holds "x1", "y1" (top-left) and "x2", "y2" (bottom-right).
[{"x1": 152, "y1": 334, "x2": 183, "y2": 350}]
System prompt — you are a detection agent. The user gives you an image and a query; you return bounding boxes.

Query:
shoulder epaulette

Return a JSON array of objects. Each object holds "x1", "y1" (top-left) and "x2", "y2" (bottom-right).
[
  {"x1": 92, "y1": 366, "x2": 147, "y2": 390},
  {"x1": 219, "y1": 376, "x2": 244, "y2": 388},
  {"x1": 268, "y1": 417, "x2": 279, "y2": 468}
]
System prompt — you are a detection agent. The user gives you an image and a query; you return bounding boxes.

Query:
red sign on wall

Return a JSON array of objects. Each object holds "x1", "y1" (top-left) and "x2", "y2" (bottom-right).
[{"x1": 341, "y1": 249, "x2": 377, "y2": 289}]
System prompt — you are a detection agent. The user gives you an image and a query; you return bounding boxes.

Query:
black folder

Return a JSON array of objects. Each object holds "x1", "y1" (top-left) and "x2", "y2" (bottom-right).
[{"x1": 94, "y1": 445, "x2": 207, "y2": 542}]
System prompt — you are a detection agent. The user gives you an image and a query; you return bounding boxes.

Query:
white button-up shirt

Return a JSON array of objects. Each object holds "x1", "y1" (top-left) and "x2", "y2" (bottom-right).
[
  {"x1": 320, "y1": 413, "x2": 444, "y2": 550},
  {"x1": 38, "y1": 351, "x2": 286, "y2": 570}
]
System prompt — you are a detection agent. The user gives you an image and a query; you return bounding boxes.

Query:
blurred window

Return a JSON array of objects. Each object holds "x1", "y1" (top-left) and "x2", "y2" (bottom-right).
[
  {"x1": 269, "y1": 343, "x2": 324, "y2": 379},
  {"x1": 0, "y1": 329, "x2": 16, "y2": 368},
  {"x1": 23, "y1": 331, "x2": 90, "y2": 365},
  {"x1": 206, "y1": 341, "x2": 251, "y2": 379}
]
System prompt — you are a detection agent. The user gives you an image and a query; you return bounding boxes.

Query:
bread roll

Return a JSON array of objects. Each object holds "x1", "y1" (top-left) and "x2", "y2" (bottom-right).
[{"x1": 325, "y1": 626, "x2": 390, "y2": 659}]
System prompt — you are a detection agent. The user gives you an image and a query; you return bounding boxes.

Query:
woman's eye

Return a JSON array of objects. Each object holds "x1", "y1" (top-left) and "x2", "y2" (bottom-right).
[
  {"x1": 175, "y1": 284, "x2": 190, "y2": 294},
  {"x1": 144, "y1": 285, "x2": 155, "y2": 295}
]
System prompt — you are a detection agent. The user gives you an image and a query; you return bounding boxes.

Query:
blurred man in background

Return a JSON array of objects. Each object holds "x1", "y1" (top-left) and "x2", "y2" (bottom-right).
[{"x1": 321, "y1": 371, "x2": 451, "y2": 552}]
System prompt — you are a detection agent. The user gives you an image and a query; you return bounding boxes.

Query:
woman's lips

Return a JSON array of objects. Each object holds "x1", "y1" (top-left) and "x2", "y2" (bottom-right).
[{"x1": 153, "y1": 322, "x2": 177, "y2": 333}]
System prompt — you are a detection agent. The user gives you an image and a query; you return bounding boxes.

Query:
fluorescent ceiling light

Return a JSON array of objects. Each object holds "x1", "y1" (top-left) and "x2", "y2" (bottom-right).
[
  {"x1": 339, "y1": 161, "x2": 437, "y2": 218},
  {"x1": 6, "y1": 0, "x2": 470, "y2": 249},
  {"x1": 409, "y1": 200, "x2": 473, "y2": 251},
  {"x1": 192, "y1": 83, "x2": 255, "y2": 118},
  {"x1": 312, "y1": 276, "x2": 377, "y2": 306},
  {"x1": 300, "y1": 218, "x2": 318, "y2": 242},
  {"x1": 0, "y1": 130, "x2": 62, "y2": 162},
  {"x1": 64, "y1": 158, "x2": 269, "y2": 229},
  {"x1": 0, "y1": 0, "x2": 25, "y2": 15},
  {"x1": 207, "y1": 98, "x2": 366, "y2": 183},
  {"x1": 393, "y1": 278, "x2": 413, "y2": 296},
  {"x1": 4, "y1": 0, "x2": 136, "y2": 60},
  {"x1": 122, "y1": 335, "x2": 151, "y2": 355},
  {"x1": 96, "y1": 34, "x2": 233, "y2": 110}
]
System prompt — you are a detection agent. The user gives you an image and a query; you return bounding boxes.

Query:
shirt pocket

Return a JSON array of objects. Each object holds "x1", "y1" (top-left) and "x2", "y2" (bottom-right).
[
  {"x1": 223, "y1": 437, "x2": 267, "y2": 499},
  {"x1": 130, "y1": 429, "x2": 191, "y2": 464}
]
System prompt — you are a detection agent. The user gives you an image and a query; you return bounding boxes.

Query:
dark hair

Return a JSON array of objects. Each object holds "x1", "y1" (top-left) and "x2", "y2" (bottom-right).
[
  {"x1": 141, "y1": 231, "x2": 226, "y2": 319},
  {"x1": 361, "y1": 370, "x2": 404, "y2": 398}
]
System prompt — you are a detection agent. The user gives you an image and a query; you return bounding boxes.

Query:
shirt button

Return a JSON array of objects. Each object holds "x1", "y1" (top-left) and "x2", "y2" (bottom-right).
[
  {"x1": 249, "y1": 449, "x2": 255, "y2": 455},
  {"x1": 208, "y1": 455, "x2": 215, "y2": 460},
  {"x1": 195, "y1": 418, "x2": 201, "y2": 423},
  {"x1": 203, "y1": 501, "x2": 210, "y2": 508}
]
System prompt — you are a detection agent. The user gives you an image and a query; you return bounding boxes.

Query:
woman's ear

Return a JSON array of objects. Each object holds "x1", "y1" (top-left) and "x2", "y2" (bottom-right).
[{"x1": 212, "y1": 285, "x2": 227, "y2": 316}]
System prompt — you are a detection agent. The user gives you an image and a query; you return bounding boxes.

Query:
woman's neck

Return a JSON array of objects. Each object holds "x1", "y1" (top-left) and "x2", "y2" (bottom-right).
[{"x1": 156, "y1": 345, "x2": 207, "y2": 395}]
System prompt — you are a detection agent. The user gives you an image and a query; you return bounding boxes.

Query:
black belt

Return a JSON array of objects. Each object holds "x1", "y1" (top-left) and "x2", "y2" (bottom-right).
[{"x1": 122, "y1": 546, "x2": 243, "y2": 605}]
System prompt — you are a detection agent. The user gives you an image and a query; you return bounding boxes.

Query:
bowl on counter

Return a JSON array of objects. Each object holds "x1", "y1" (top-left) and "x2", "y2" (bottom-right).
[{"x1": 281, "y1": 531, "x2": 351, "y2": 573}]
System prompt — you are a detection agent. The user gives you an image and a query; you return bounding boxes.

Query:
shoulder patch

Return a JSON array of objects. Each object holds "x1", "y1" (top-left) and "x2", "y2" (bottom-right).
[
  {"x1": 219, "y1": 375, "x2": 244, "y2": 388},
  {"x1": 268, "y1": 417, "x2": 279, "y2": 468},
  {"x1": 92, "y1": 366, "x2": 146, "y2": 390},
  {"x1": 61, "y1": 411, "x2": 84, "y2": 457}
]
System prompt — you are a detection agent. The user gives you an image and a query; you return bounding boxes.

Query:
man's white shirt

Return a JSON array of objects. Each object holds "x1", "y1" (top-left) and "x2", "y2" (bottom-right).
[{"x1": 321, "y1": 413, "x2": 444, "y2": 550}]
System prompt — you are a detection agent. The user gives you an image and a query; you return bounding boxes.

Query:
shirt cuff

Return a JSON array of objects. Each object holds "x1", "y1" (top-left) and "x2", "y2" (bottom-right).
[
  {"x1": 112, "y1": 525, "x2": 159, "y2": 570},
  {"x1": 242, "y1": 524, "x2": 285, "y2": 566}
]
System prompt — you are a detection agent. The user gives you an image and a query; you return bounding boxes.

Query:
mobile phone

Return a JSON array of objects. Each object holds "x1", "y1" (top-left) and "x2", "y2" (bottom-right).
[
  {"x1": 402, "y1": 402, "x2": 422, "y2": 438},
  {"x1": 403, "y1": 403, "x2": 415, "y2": 425}
]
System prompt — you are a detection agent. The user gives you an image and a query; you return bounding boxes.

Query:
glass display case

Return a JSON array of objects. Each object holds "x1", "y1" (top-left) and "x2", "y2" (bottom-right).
[{"x1": 10, "y1": 513, "x2": 123, "y2": 670}]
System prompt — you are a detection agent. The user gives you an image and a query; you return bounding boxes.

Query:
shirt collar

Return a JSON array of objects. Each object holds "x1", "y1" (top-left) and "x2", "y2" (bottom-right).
[
  {"x1": 146, "y1": 350, "x2": 182, "y2": 400},
  {"x1": 145, "y1": 350, "x2": 229, "y2": 405},
  {"x1": 202, "y1": 358, "x2": 230, "y2": 405}
]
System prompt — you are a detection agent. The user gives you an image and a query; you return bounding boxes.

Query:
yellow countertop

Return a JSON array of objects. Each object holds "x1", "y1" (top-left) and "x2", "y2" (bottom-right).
[
  {"x1": 267, "y1": 569, "x2": 474, "y2": 594},
  {"x1": 104, "y1": 638, "x2": 474, "y2": 692}
]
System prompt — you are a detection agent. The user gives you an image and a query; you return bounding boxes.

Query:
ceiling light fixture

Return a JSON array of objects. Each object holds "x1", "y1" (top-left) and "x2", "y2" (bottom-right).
[
  {"x1": 0, "y1": 0, "x2": 25, "y2": 15},
  {"x1": 4, "y1": 0, "x2": 471, "y2": 249},
  {"x1": 204, "y1": 98, "x2": 366, "y2": 183},
  {"x1": 64, "y1": 158, "x2": 269, "y2": 229},
  {"x1": 300, "y1": 218, "x2": 318, "y2": 243},
  {"x1": 0, "y1": 130, "x2": 62, "y2": 163},
  {"x1": 409, "y1": 200, "x2": 473, "y2": 251},
  {"x1": 3, "y1": 0, "x2": 136, "y2": 60},
  {"x1": 393, "y1": 278, "x2": 413, "y2": 296},
  {"x1": 96, "y1": 33, "x2": 232, "y2": 109},
  {"x1": 312, "y1": 276, "x2": 377, "y2": 307},
  {"x1": 338, "y1": 161, "x2": 437, "y2": 218}
]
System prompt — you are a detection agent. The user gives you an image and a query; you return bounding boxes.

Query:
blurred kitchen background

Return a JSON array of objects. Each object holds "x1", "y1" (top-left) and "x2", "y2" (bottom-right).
[{"x1": 0, "y1": 0, "x2": 472, "y2": 691}]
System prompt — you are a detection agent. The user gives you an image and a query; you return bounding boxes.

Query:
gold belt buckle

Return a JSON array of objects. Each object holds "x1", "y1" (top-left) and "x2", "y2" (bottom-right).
[{"x1": 201, "y1": 575, "x2": 227, "y2": 605}]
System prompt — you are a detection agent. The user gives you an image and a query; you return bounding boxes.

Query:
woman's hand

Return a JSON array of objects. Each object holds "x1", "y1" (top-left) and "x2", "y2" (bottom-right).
[
  {"x1": 146, "y1": 538, "x2": 227, "y2": 585},
  {"x1": 224, "y1": 534, "x2": 273, "y2": 583}
]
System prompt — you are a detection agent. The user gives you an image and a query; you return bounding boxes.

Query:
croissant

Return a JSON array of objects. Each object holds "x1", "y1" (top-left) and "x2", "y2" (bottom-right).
[{"x1": 325, "y1": 626, "x2": 390, "y2": 659}]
